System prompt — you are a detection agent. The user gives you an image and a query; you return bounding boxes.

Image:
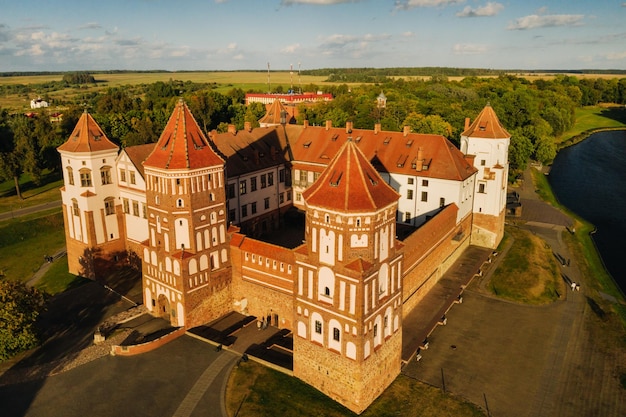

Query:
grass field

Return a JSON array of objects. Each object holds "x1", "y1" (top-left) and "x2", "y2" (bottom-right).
[
  {"x1": 0, "y1": 211, "x2": 66, "y2": 284},
  {"x1": 0, "y1": 171, "x2": 63, "y2": 214},
  {"x1": 226, "y1": 360, "x2": 485, "y2": 417},
  {"x1": 559, "y1": 105, "x2": 626, "y2": 145}
]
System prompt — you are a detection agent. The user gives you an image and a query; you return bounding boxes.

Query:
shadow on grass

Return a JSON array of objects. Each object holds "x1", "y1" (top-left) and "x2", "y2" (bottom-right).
[
  {"x1": 0, "y1": 171, "x2": 62, "y2": 199},
  {"x1": 599, "y1": 107, "x2": 626, "y2": 125}
]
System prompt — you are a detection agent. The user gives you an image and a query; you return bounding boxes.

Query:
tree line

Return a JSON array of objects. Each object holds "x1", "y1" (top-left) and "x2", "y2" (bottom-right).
[{"x1": 1, "y1": 74, "x2": 626, "y2": 199}]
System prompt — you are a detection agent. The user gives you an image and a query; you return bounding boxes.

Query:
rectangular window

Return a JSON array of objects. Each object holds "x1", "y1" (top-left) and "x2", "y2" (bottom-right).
[
  {"x1": 299, "y1": 170, "x2": 307, "y2": 185},
  {"x1": 100, "y1": 168, "x2": 111, "y2": 185},
  {"x1": 241, "y1": 205, "x2": 248, "y2": 218},
  {"x1": 333, "y1": 328, "x2": 340, "y2": 341},
  {"x1": 296, "y1": 193, "x2": 301, "y2": 202},
  {"x1": 260, "y1": 174, "x2": 267, "y2": 189},
  {"x1": 313, "y1": 172, "x2": 320, "y2": 182},
  {"x1": 405, "y1": 212, "x2": 411, "y2": 223},
  {"x1": 279, "y1": 169, "x2": 285, "y2": 183},
  {"x1": 421, "y1": 192, "x2": 428, "y2": 202},
  {"x1": 123, "y1": 198, "x2": 130, "y2": 214},
  {"x1": 250, "y1": 176, "x2": 257, "y2": 192},
  {"x1": 142, "y1": 204, "x2": 147, "y2": 219},
  {"x1": 132, "y1": 200, "x2": 139, "y2": 217},
  {"x1": 251, "y1": 202, "x2": 257, "y2": 215},
  {"x1": 227, "y1": 183, "x2": 236, "y2": 199},
  {"x1": 264, "y1": 197, "x2": 270, "y2": 210},
  {"x1": 239, "y1": 180, "x2": 247, "y2": 195},
  {"x1": 104, "y1": 199, "x2": 115, "y2": 216},
  {"x1": 80, "y1": 171, "x2": 92, "y2": 187},
  {"x1": 407, "y1": 189, "x2": 413, "y2": 200},
  {"x1": 287, "y1": 192, "x2": 292, "y2": 201},
  {"x1": 315, "y1": 320, "x2": 322, "y2": 334},
  {"x1": 481, "y1": 159, "x2": 486, "y2": 166},
  {"x1": 229, "y1": 209, "x2": 236, "y2": 222},
  {"x1": 268, "y1": 172, "x2": 274, "y2": 186},
  {"x1": 422, "y1": 179, "x2": 429, "y2": 187},
  {"x1": 407, "y1": 177, "x2": 414, "y2": 185},
  {"x1": 129, "y1": 171, "x2": 136, "y2": 185},
  {"x1": 478, "y1": 183, "x2": 486, "y2": 193},
  {"x1": 440, "y1": 197, "x2": 445, "y2": 207},
  {"x1": 119, "y1": 169, "x2": 126, "y2": 182},
  {"x1": 279, "y1": 193, "x2": 284, "y2": 204}
]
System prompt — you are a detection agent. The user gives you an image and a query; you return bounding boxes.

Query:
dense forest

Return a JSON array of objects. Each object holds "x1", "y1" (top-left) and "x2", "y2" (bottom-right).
[{"x1": 1, "y1": 72, "x2": 626, "y2": 195}]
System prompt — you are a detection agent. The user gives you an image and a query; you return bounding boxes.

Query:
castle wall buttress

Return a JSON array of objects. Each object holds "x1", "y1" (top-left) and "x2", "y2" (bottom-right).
[{"x1": 471, "y1": 209, "x2": 505, "y2": 249}]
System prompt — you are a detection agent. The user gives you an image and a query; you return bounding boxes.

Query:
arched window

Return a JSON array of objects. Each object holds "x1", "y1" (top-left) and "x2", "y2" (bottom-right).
[
  {"x1": 71, "y1": 199, "x2": 79, "y2": 216},
  {"x1": 66, "y1": 166, "x2": 74, "y2": 186},
  {"x1": 176, "y1": 198, "x2": 184, "y2": 208},
  {"x1": 100, "y1": 166, "x2": 112, "y2": 185},
  {"x1": 104, "y1": 197, "x2": 115, "y2": 216},
  {"x1": 79, "y1": 169, "x2": 92, "y2": 187}
]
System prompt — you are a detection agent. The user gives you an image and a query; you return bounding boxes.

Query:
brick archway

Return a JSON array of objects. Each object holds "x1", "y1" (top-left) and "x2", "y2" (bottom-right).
[{"x1": 157, "y1": 294, "x2": 170, "y2": 321}]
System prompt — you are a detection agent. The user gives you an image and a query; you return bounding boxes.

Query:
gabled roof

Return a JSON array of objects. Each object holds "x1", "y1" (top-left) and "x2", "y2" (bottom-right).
[
  {"x1": 462, "y1": 104, "x2": 511, "y2": 139},
  {"x1": 258, "y1": 99, "x2": 291, "y2": 127},
  {"x1": 143, "y1": 99, "x2": 224, "y2": 170},
  {"x1": 57, "y1": 111, "x2": 118, "y2": 153},
  {"x1": 123, "y1": 143, "x2": 157, "y2": 179},
  {"x1": 292, "y1": 125, "x2": 476, "y2": 181},
  {"x1": 210, "y1": 125, "x2": 301, "y2": 177},
  {"x1": 303, "y1": 140, "x2": 399, "y2": 212}
]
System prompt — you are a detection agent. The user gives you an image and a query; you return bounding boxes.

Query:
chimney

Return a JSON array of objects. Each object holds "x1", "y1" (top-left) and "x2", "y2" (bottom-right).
[
  {"x1": 416, "y1": 147, "x2": 424, "y2": 172},
  {"x1": 228, "y1": 124, "x2": 237, "y2": 135},
  {"x1": 346, "y1": 121, "x2": 353, "y2": 133},
  {"x1": 270, "y1": 146, "x2": 276, "y2": 160},
  {"x1": 403, "y1": 126, "x2": 411, "y2": 137},
  {"x1": 325, "y1": 120, "x2": 332, "y2": 130},
  {"x1": 303, "y1": 120, "x2": 309, "y2": 128},
  {"x1": 244, "y1": 121, "x2": 252, "y2": 132},
  {"x1": 464, "y1": 117, "x2": 470, "y2": 131},
  {"x1": 374, "y1": 123, "x2": 381, "y2": 134},
  {"x1": 254, "y1": 150, "x2": 260, "y2": 165}
]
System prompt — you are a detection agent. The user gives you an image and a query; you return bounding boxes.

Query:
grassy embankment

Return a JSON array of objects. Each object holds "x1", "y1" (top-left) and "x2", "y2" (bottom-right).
[
  {"x1": 226, "y1": 359, "x2": 485, "y2": 417},
  {"x1": 0, "y1": 170, "x2": 63, "y2": 214}
]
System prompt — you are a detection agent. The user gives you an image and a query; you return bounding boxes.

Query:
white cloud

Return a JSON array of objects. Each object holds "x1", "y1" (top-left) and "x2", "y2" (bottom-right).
[
  {"x1": 281, "y1": 43, "x2": 301, "y2": 54},
  {"x1": 508, "y1": 14, "x2": 584, "y2": 30},
  {"x1": 395, "y1": 0, "x2": 464, "y2": 11},
  {"x1": 606, "y1": 51, "x2": 626, "y2": 60},
  {"x1": 227, "y1": 42, "x2": 237, "y2": 50},
  {"x1": 78, "y1": 22, "x2": 102, "y2": 30},
  {"x1": 452, "y1": 43, "x2": 487, "y2": 55},
  {"x1": 402, "y1": 31, "x2": 414, "y2": 37},
  {"x1": 456, "y1": 2, "x2": 503, "y2": 18}
]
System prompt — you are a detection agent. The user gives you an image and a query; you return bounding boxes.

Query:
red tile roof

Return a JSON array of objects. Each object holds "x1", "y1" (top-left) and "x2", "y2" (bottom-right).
[
  {"x1": 123, "y1": 143, "x2": 157, "y2": 179},
  {"x1": 292, "y1": 125, "x2": 476, "y2": 181},
  {"x1": 143, "y1": 100, "x2": 224, "y2": 170},
  {"x1": 303, "y1": 140, "x2": 399, "y2": 212},
  {"x1": 210, "y1": 125, "x2": 294, "y2": 177},
  {"x1": 258, "y1": 99, "x2": 294, "y2": 126},
  {"x1": 462, "y1": 104, "x2": 511, "y2": 139},
  {"x1": 57, "y1": 111, "x2": 118, "y2": 153}
]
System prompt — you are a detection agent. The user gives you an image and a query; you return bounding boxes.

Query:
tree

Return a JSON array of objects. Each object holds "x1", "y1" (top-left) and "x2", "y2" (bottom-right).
[{"x1": 0, "y1": 278, "x2": 45, "y2": 360}]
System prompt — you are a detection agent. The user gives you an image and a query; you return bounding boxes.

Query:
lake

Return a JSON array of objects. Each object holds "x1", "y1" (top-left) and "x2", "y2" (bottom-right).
[{"x1": 548, "y1": 130, "x2": 626, "y2": 294}]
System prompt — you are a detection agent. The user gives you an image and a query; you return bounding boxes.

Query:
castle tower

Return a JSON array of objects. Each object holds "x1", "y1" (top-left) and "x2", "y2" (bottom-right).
[
  {"x1": 293, "y1": 140, "x2": 403, "y2": 414},
  {"x1": 460, "y1": 104, "x2": 510, "y2": 248},
  {"x1": 57, "y1": 111, "x2": 125, "y2": 278},
  {"x1": 142, "y1": 99, "x2": 231, "y2": 328}
]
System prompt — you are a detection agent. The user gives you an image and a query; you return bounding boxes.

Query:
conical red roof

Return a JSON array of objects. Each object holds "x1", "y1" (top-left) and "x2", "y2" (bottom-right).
[
  {"x1": 144, "y1": 99, "x2": 224, "y2": 170},
  {"x1": 57, "y1": 111, "x2": 118, "y2": 153},
  {"x1": 462, "y1": 104, "x2": 510, "y2": 139},
  {"x1": 303, "y1": 140, "x2": 399, "y2": 212}
]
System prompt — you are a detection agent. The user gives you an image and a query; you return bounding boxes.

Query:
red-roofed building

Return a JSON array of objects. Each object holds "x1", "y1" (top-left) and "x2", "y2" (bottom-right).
[{"x1": 57, "y1": 102, "x2": 509, "y2": 414}]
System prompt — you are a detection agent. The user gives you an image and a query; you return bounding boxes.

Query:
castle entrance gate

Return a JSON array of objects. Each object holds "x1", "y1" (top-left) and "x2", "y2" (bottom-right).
[{"x1": 157, "y1": 294, "x2": 171, "y2": 321}]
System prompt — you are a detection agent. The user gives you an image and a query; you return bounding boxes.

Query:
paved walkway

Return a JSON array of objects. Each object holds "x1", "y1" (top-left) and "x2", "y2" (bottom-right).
[
  {"x1": 402, "y1": 167, "x2": 626, "y2": 417},
  {"x1": 0, "y1": 199, "x2": 62, "y2": 222}
]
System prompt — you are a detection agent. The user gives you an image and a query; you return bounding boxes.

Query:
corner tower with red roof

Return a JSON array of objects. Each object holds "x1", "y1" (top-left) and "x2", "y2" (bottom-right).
[
  {"x1": 460, "y1": 104, "x2": 510, "y2": 248},
  {"x1": 142, "y1": 99, "x2": 231, "y2": 328},
  {"x1": 293, "y1": 140, "x2": 403, "y2": 414},
  {"x1": 57, "y1": 111, "x2": 125, "y2": 278}
]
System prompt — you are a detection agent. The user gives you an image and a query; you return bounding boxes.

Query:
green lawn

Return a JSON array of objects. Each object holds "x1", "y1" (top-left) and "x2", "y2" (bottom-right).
[
  {"x1": 559, "y1": 105, "x2": 626, "y2": 146},
  {"x1": 226, "y1": 360, "x2": 485, "y2": 417},
  {"x1": 0, "y1": 170, "x2": 63, "y2": 214},
  {"x1": 35, "y1": 255, "x2": 89, "y2": 295},
  {"x1": 0, "y1": 211, "x2": 66, "y2": 283}
]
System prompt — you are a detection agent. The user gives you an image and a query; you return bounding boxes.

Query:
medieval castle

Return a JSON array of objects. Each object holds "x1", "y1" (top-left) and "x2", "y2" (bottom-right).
[{"x1": 57, "y1": 99, "x2": 510, "y2": 413}]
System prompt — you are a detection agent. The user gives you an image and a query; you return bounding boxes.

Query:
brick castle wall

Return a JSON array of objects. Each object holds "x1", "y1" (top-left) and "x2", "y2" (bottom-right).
[
  {"x1": 293, "y1": 331, "x2": 402, "y2": 414},
  {"x1": 471, "y1": 209, "x2": 505, "y2": 249}
]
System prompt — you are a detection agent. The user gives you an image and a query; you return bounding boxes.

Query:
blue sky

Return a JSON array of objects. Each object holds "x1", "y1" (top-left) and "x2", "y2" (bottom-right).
[{"x1": 1, "y1": 0, "x2": 625, "y2": 72}]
